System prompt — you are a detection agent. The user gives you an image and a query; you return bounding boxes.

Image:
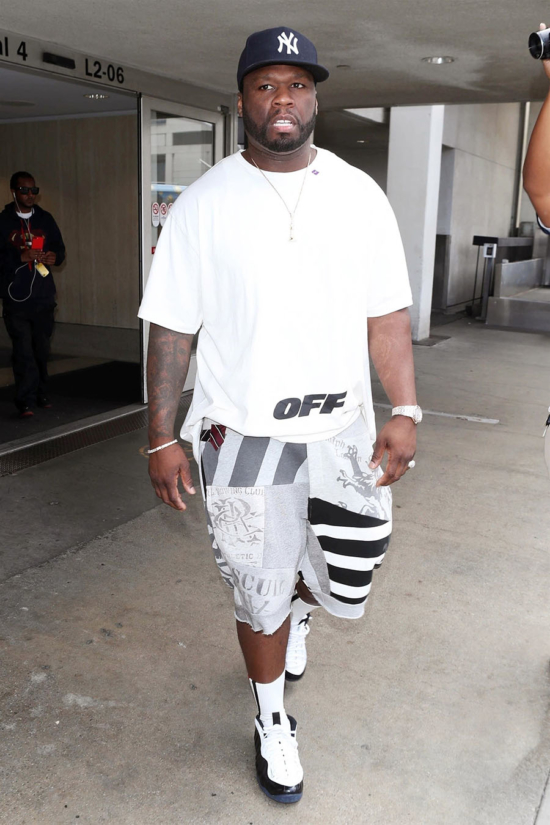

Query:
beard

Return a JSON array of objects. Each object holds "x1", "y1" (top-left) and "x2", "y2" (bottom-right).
[{"x1": 242, "y1": 106, "x2": 316, "y2": 153}]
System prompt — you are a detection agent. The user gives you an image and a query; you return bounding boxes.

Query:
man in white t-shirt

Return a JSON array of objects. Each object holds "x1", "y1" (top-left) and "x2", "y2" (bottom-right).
[{"x1": 139, "y1": 26, "x2": 421, "y2": 804}]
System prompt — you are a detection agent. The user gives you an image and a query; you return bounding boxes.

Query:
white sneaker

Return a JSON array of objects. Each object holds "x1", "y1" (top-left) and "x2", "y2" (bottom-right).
[
  {"x1": 254, "y1": 712, "x2": 304, "y2": 803},
  {"x1": 285, "y1": 614, "x2": 311, "y2": 682}
]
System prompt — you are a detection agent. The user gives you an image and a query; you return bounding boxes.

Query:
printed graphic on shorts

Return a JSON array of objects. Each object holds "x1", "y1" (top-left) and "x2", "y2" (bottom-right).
[
  {"x1": 329, "y1": 436, "x2": 392, "y2": 521},
  {"x1": 205, "y1": 513, "x2": 234, "y2": 589},
  {"x1": 207, "y1": 485, "x2": 265, "y2": 568},
  {"x1": 232, "y1": 566, "x2": 297, "y2": 619}
]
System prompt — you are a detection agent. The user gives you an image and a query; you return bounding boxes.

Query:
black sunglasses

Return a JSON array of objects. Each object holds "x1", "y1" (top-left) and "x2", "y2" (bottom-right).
[{"x1": 16, "y1": 186, "x2": 39, "y2": 195}]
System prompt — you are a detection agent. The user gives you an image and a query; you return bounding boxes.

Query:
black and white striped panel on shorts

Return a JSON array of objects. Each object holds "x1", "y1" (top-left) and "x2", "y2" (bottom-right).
[{"x1": 308, "y1": 497, "x2": 391, "y2": 605}]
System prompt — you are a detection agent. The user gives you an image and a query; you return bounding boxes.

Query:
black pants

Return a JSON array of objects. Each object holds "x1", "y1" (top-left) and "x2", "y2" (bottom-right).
[{"x1": 3, "y1": 303, "x2": 55, "y2": 410}]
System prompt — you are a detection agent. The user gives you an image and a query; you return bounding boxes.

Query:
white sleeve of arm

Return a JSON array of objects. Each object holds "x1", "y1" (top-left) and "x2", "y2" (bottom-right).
[
  {"x1": 366, "y1": 188, "x2": 413, "y2": 318},
  {"x1": 138, "y1": 209, "x2": 202, "y2": 334}
]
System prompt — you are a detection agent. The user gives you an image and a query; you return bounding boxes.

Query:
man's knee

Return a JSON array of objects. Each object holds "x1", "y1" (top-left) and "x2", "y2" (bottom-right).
[{"x1": 296, "y1": 577, "x2": 319, "y2": 606}]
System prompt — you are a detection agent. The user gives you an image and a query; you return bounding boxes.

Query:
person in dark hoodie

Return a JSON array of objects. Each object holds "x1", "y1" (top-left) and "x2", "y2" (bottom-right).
[{"x1": 0, "y1": 171, "x2": 65, "y2": 417}]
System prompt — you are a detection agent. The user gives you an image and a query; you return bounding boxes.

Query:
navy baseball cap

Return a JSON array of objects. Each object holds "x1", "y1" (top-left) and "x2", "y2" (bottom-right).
[{"x1": 237, "y1": 27, "x2": 329, "y2": 91}]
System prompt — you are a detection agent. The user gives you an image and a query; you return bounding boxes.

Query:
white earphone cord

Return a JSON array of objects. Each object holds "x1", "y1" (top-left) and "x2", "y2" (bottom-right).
[
  {"x1": 9, "y1": 194, "x2": 38, "y2": 302},
  {"x1": 8, "y1": 262, "x2": 37, "y2": 303}
]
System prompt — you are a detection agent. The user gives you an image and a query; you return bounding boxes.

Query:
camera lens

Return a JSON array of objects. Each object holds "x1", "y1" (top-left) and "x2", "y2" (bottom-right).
[{"x1": 529, "y1": 29, "x2": 550, "y2": 60}]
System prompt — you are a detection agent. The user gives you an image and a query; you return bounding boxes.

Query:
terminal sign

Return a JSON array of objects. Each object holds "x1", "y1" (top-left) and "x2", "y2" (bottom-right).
[
  {"x1": 0, "y1": 31, "x2": 127, "y2": 87},
  {"x1": 85, "y1": 58, "x2": 124, "y2": 84},
  {"x1": 0, "y1": 35, "x2": 28, "y2": 62}
]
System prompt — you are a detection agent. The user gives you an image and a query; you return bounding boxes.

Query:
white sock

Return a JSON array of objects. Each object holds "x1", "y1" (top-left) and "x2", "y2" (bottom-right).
[
  {"x1": 249, "y1": 671, "x2": 287, "y2": 728},
  {"x1": 291, "y1": 595, "x2": 320, "y2": 625}
]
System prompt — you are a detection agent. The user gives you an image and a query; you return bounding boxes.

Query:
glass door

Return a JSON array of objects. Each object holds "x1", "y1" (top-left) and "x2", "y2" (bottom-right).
[{"x1": 140, "y1": 97, "x2": 225, "y2": 401}]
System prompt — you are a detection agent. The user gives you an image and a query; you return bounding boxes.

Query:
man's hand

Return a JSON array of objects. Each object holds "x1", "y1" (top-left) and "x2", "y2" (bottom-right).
[
  {"x1": 43, "y1": 251, "x2": 56, "y2": 266},
  {"x1": 369, "y1": 416, "x2": 416, "y2": 487},
  {"x1": 145, "y1": 324, "x2": 194, "y2": 510},
  {"x1": 21, "y1": 249, "x2": 39, "y2": 263},
  {"x1": 148, "y1": 443, "x2": 196, "y2": 510},
  {"x1": 20, "y1": 250, "x2": 55, "y2": 265},
  {"x1": 367, "y1": 309, "x2": 418, "y2": 486}
]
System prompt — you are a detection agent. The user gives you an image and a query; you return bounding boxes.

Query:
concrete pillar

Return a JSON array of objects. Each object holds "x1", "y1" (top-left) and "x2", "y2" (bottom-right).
[{"x1": 387, "y1": 105, "x2": 444, "y2": 341}]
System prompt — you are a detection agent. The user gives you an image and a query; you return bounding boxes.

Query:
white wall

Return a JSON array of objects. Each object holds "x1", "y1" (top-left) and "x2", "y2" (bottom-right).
[
  {"x1": 335, "y1": 101, "x2": 541, "y2": 317},
  {"x1": 441, "y1": 103, "x2": 521, "y2": 307},
  {"x1": 335, "y1": 102, "x2": 523, "y2": 314},
  {"x1": 387, "y1": 106, "x2": 444, "y2": 341},
  {"x1": 436, "y1": 146, "x2": 455, "y2": 235},
  {"x1": 334, "y1": 148, "x2": 388, "y2": 191}
]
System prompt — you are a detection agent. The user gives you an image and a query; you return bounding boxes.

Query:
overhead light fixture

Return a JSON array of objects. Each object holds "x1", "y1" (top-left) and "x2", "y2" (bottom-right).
[
  {"x1": 357, "y1": 139, "x2": 367, "y2": 144},
  {"x1": 84, "y1": 92, "x2": 109, "y2": 100},
  {"x1": 336, "y1": 64, "x2": 351, "y2": 69},
  {"x1": 421, "y1": 56, "x2": 455, "y2": 64}
]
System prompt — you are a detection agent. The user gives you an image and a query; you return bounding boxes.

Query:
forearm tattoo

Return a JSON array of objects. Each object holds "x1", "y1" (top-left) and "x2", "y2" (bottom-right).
[{"x1": 147, "y1": 324, "x2": 194, "y2": 442}]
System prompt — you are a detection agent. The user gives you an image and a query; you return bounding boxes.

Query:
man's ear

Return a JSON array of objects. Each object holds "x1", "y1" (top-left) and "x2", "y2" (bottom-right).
[{"x1": 237, "y1": 93, "x2": 243, "y2": 118}]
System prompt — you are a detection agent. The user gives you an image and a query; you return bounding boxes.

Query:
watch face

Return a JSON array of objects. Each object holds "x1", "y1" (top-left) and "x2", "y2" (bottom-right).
[{"x1": 413, "y1": 407, "x2": 423, "y2": 424}]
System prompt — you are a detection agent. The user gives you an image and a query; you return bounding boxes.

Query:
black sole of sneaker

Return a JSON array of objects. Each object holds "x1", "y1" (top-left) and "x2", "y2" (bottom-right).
[
  {"x1": 257, "y1": 777, "x2": 303, "y2": 803},
  {"x1": 285, "y1": 667, "x2": 306, "y2": 682}
]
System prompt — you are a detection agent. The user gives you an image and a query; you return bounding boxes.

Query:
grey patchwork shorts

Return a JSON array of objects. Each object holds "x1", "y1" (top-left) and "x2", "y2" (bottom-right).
[{"x1": 198, "y1": 415, "x2": 393, "y2": 635}]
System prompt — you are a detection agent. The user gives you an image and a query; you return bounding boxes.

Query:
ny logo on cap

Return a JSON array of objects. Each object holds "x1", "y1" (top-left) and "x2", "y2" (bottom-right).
[{"x1": 277, "y1": 31, "x2": 299, "y2": 55}]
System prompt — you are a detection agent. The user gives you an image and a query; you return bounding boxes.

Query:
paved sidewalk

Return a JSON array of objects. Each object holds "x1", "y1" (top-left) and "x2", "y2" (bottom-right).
[{"x1": 1, "y1": 318, "x2": 549, "y2": 824}]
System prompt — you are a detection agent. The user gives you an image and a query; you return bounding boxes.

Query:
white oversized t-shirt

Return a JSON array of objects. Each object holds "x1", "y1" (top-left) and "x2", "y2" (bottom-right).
[{"x1": 138, "y1": 147, "x2": 412, "y2": 446}]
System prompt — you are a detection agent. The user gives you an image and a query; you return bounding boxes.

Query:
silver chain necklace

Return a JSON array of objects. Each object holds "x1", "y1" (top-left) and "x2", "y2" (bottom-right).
[{"x1": 251, "y1": 150, "x2": 312, "y2": 241}]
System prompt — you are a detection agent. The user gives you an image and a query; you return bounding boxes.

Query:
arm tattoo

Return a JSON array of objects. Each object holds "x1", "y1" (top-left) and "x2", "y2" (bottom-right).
[{"x1": 147, "y1": 324, "x2": 194, "y2": 443}]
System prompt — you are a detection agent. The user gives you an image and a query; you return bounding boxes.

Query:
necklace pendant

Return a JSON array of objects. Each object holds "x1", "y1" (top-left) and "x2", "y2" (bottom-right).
[{"x1": 251, "y1": 150, "x2": 312, "y2": 245}]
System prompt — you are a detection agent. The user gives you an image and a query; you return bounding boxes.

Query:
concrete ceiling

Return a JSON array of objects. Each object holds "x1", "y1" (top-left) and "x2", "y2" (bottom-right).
[
  {"x1": 1, "y1": 1, "x2": 550, "y2": 109},
  {"x1": 0, "y1": 65, "x2": 136, "y2": 122}
]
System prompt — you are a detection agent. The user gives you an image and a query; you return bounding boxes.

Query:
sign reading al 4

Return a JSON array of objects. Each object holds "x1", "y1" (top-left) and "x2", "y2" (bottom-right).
[{"x1": 0, "y1": 35, "x2": 29, "y2": 61}]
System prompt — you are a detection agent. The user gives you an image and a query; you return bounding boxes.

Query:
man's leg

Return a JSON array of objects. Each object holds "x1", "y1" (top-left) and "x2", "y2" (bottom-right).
[
  {"x1": 285, "y1": 578, "x2": 320, "y2": 681},
  {"x1": 235, "y1": 578, "x2": 318, "y2": 685},
  {"x1": 295, "y1": 577, "x2": 319, "y2": 607},
  {"x1": 3, "y1": 309, "x2": 39, "y2": 412},
  {"x1": 199, "y1": 427, "x2": 309, "y2": 802},
  {"x1": 234, "y1": 582, "x2": 318, "y2": 800},
  {"x1": 31, "y1": 305, "x2": 55, "y2": 403},
  {"x1": 237, "y1": 617, "x2": 289, "y2": 726},
  {"x1": 237, "y1": 615, "x2": 303, "y2": 803},
  {"x1": 236, "y1": 615, "x2": 290, "y2": 683}
]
